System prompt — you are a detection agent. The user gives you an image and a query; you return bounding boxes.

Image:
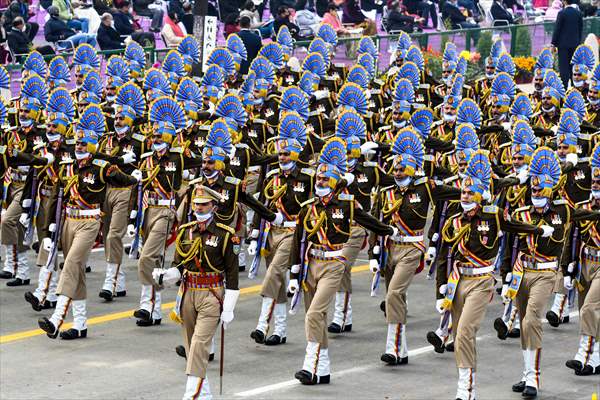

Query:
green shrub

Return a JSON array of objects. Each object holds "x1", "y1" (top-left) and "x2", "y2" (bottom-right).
[
  {"x1": 513, "y1": 26, "x2": 532, "y2": 57},
  {"x1": 476, "y1": 31, "x2": 493, "y2": 62}
]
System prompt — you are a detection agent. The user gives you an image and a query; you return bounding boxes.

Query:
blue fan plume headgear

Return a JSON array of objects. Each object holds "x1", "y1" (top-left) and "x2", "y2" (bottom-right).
[
  {"x1": 81, "y1": 70, "x2": 103, "y2": 101},
  {"x1": 77, "y1": 104, "x2": 106, "y2": 142},
  {"x1": 115, "y1": 81, "x2": 145, "y2": 126},
  {"x1": 21, "y1": 73, "x2": 48, "y2": 111},
  {"x1": 302, "y1": 52, "x2": 327, "y2": 79},
  {"x1": 391, "y1": 127, "x2": 424, "y2": 176},
  {"x1": 346, "y1": 65, "x2": 370, "y2": 90},
  {"x1": 405, "y1": 45, "x2": 424, "y2": 72},
  {"x1": 534, "y1": 47, "x2": 554, "y2": 76},
  {"x1": 144, "y1": 68, "x2": 172, "y2": 102},
  {"x1": 0, "y1": 102, "x2": 7, "y2": 127},
  {"x1": 215, "y1": 93, "x2": 248, "y2": 132},
  {"x1": 0, "y1": 66, "x2": 9, "y2": 90},
  {"x1": 496, "y1": 53, "x2": 515, "y2": 77},
  {"x1": 177, "y1": 36, "x2": 201, "y2": 71},
  {"x1": 556, "y1": 109, "x2": 580, "y2": 150},
  {"x1": 149, "y1": 96, "x2": 187, "y2": 141},
  {"x1": 396, "y1": 31, "x2": 412, "y2": 59},
  {"x1": 280, "y1": 86, "x2": 309, "y2": 121},
  {"x1": 207, "y1": 48, "x2": 236, "y2": 78},
  {"x1": 308, "y1": 38, "x2": 331, "y2": 67},
  {"x1": 336, "y1": 109, "x2": 366, "y2": 159},
  {"x1": 456, "y1": 98, "x2": 482, "y2": 129},
  {"x1": 226, "y1": 34, "x2": 248, "y2": 68},
  {"x1": 201, "y1": 64, "x2": 225, "y2": 101},
  {"x1": 591, "y1": 63, "x2": 600, "y2": 92},
  {"x1": 490, "y1": 72, "x2": 516, "y2": 108},
  {"x1": 590, "y1": 142, "x2": 600, "y2": 180},
  {"x1": 298, "y1": 71, "x2": 319, "y2": 98},
  {"x1": 276, "y1": 26, "x2": 294, "y2": 58},
  {"x1": 454, "y1": 124, "x2": 480, "y2": 164},
  {"x1": 124, "y1": 41, "x2": 146, "y2": 77},
  {"x1": 357, "y1": 53, "x2": 376, "y2": 79},
  {"x1": 485, "y1": 38, "x2": 503, "y2": 67},
  {"x1": 397, "y1": 61, "x2": 420, "y2": 91},
  {"x1": 529, "y1": 147, "x2": 561, "y2": 196},
  {"x1": 442, "y1": 43, "x2": 458, "y2": 71},
  {"x1": 393, "y1": 78, "x2": 415, "y2": 113},
  {"x1": 444, "y1": 73, "x2": 464, "y2": 107},
  {"x1": 316, "y1": 23, "x2": 338, "y2": 48},
  {"x1": 338, "y1": 82, "x2": 368, "y2": 116},
  {"x1": 47, "y1": 87, "x2": 75, "y2": 135},
  {"x1": 73, "y1": 43, "x2": 99, "y2": 75},
  {"x1": 511, "y1": 120, "x2": 536, "y2": 161},
  {"x1": 563, "y1": 88, "x2": 586, "y2": 122},
  {"x1": 106, "y1": 55, "x2": 130, "y2": 88},
  {"x1": 410, "y1": 108, "x2": 434, "y2": 140},
  {"x1": 357, "y1": 36, "x2": 377, "y2": 59},
  {"x1": 542, "y1": 70, "x2": 565, "y2": 104},
  {"x1": 277, "y1": 111, "x2": 307, "y2": 160},
  {"x1": 571, "y1": 44, "x2": 595, "y2": 78},
  {"x1": 317, "y1": 138, "x2": 348, "y2": 188},
  {"x1": 258, "y1": 42, "x2": 285, "y2": 69},
  {"x1": 23, "y1": 51, "x2": 48, "y2": 78},
  {"x1": 162, "y1": 50, "x2": 187, "y2": 87},
  {"x1": 250, "y1": 56, "x2": 275, "y2": 93},
  {"x1": 510, "y1": 93, "x2": 533, "y2": 121},
  {"x1": 456, "y1": 56, "x2": 468, "y2": 76},
  {"x1": 463, "y1": 150, "x2": 491, "y2": 201},
  {"x1": 202, "y1": 118, "x2": 233, "y2": 169},
  {"x1": 48, "y1": 56, "x2": 70, "y2": 86}
]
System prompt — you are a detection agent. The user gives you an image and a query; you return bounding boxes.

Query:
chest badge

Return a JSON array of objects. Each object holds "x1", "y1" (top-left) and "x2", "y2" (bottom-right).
[
  {"x1": 477, "y1": 221, "x2": 490, "y2": 232},
  {"x1": 357, "y1": 174, "x2": 368, "y2": 183},
  {"x1": 165, "y1": 162, "x2": 176, "y2": 172},
  {"x1": 83, "y1": 173, "x2": 95, "y2": 185},
  {"x1": 293, "y1": 182, "x2": 305, "y2": 192},
  {"x1": 409, "y1": 193, "x2": 421, "y2": 203},
  {"x1": 231, "y1": 157, "x2": 241, "y2": 166},
  {"x1": 265, "y1": 109, "x2": 274, "y2": 118},
  {"x1": 249, "y1": 129, "x2": 258, "y2": 138},
  {"x1": 574, "y1": 170, "x2": 586, "y2": 181},
  {"x1": 332, "y1": 208, "x2": 344, "y2": 219},
  {"x1": 195, "y1": 137, "x2": 205, "y2": 148},
  {"x1": 221, "y1": 189, "x2": 230, "y2": 201},
  {"x1": 205, "y1": 235, "x2": 219, "y2": 247},
  {"x1": 551, "y1": 214, "x2": 562, "y2": 225}
]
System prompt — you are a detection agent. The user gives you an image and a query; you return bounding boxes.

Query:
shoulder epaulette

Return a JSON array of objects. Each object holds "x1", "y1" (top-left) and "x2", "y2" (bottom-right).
[
  {"x1": 363, "y1": 161, "x2": 377, "y2": 167},
  {"x1": 515, "y1": 206, "x2": 530, "y2": 213},
  {"x1": 378, "y1": 125, "x2": 391, "y2": 132},
  {"x1": 93, "y1": 159, "x2": 109, "y2": 168},
  {"x1": 199, "y1": 125, "x2": 210, "y2": 131},
  {"x1": 423, "y1": 154, "x2": 434, "y2": 162},
  {"x1": 419, "y1": 83, "x2": 431, "y2": 89},
  {"x1": 301, "y1": 168, "x2": 315, "y2": 176},
  {"x1": 414, "y1": 177, "x2": 428, "y2": 185},
  {"x1": 575, "y1": 199, "x2": 591, "y2": 207},
  {"x1": 141, "y1": 151, "x2": 153, "y2": 159},
  {"x1": 266, "y1": 168, "x2": 280, "y2": 178},
  {"x1": 300, "y1": 198, "x2": 316, "y2": 207},
  {"x1": 432, "y1": 120, "x2": 444, "y2": 127},
  {"x1": 338, "y1": 193, "x2": 354, "y2": 201},
  {"x1": 553, "y1": 199, "x2": 567, "y2": 205},
  {"x1": 235, "y1": 143, "x2": 249, "y2": 149},
  {"x1": 443, "y1": 175, "x2": 459, "y2": 184},
  {"x1": 216, "y1": 222, "x2": 236, "y2": 235},
  {"x1": 132, "y1": 133, "x2": 145, "y2": 142},
  {"x1": 0, "y1": 145, "x2": 6, "y2": 155},
  {"x1": 178, "y1": 221, "x2": 198, "y2": 231},
  {"x1": 224, "y1": 176, "x2": 241, "y2": 185},
  {"x1": 370, "y1": 89, "x2": 381, "y2": 95},
  {"x1": 374, "y1": 79, "x2": 384, "y2": 85},
  {"x1": 66, "y1": 138, "x2": 76, "y2": 145},
  {"x1": 483, "y1": 205, "x2": 498, "y2": 214},
  {"x1": 308, "y1": 111, "x2": 321, "y2": 117},
  {"x1": 254, "y1": 118, "x2": 266, "y2": 124},
  {"x1": 170, "y1": 147, "x2": 183, "y2": 153}
]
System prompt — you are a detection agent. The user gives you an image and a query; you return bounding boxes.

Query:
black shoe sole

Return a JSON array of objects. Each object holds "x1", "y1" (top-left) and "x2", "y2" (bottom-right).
[
  {"x1": 546, "y1": 311, "x2": 560, "y2": 327},
  {"x1": 0, "y1": 272, "x2": 14, "y2": 279},
  {"x1": 209, "y1": 353, "x2": 214, "y2": 361},
  {"x1": 99, "y1": 290, "x2": 113, "y2": 302},
  {"x1": 494, "y1": 317, "x2": 509, "y2": 340},
  {"x1": 294, "y1": 370, "x2": 330, "y2": 385},
  {"x1": 24, "y1": 291, "x2": 42, "y2": 312},
  {"x1": 7, "y1": 279, "x2": 30, "y2": 286},
  {"x1": 38, "y1": 318, "x2": 58, "y2": 339},
  {"x1": 507, "y1": 328, "x2": 521, "y2": 338},
  {"x1": 327, "y1": 323, "x2": 342, "y2": 333},
  {"x1": 522, "y1": 387, "x2": 537, "y2": 398},
  {"x1": 133, "y1": 309, "x2": 151, "y2": 321},
  {"x1": 175, "y1": 345, "x2": 187, "y2": 359},
  {"x1": 265, "y1": 335, "x2": 287, "y2": 346},
  {"x1": 512, "y1": 381, "x2": 526, "y2": 393},
  {"x1": 136, "y1": 318, "x2": 161, "y2": 327},
  {"x1": 250, "y1": 330, "x2": 265, "y2": 344},
  {"x1": 60, "y1": 328, "x2": 87, "y2": 340},
  {"x1": 426, "y1": 331, "x2": 445, "y2": 353},
  {"x1": 115, "y1": 291, "x2": 126, "y2": 297},
  {"x1": 380, "y1": 353, "x2": 408, "y2": 365}
]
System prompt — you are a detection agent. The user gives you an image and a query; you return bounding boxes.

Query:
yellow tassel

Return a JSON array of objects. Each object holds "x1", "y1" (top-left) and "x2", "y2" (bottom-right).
[
  {"x1": 169, "y1": 309, "x2": 183, "y2": 325},
  {"x1": 441, "y1": 298, "x2": 452, "y2": 311}
]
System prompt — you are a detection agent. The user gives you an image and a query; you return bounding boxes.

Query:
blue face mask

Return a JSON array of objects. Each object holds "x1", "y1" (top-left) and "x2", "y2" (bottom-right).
[
  {"x1": 592, "y1": 190, "x2": 600, "y2": 199},
  {"x1": 531, "y1": 196, "x2": 548, "y2": 208},
  {"x1": 115, "y1": 125, "x2": 130, "y2": 135},
  {"x1": 394, "y1": 176, "x2": 411, "y2": 187},
  {"x1": 195, "y1": 211, "x2": 213, "y2": 222},
  {"x1": 315, "y1": 185, "x2": 332, "y2": 198},
  {"x1": 19, "y1": 118, "x2": 33, "y2": 128},
  {"x1": 75, "y1": 151, "x2": 90, "y2": 160},
  {"x1": 348, "y1": 158, "x2": 358, "y2": 170},
  {"x1": 152, "y1": 142, "x2": 168, "y2": 152},
  {"x1": 279, "y1": 161, "x2": 296, "y2": 171}
]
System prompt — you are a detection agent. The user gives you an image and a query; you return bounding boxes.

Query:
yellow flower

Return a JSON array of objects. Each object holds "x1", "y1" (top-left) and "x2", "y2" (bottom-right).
[{"x1": 514, "y1": 56, "x2": 536, "y2": 72}]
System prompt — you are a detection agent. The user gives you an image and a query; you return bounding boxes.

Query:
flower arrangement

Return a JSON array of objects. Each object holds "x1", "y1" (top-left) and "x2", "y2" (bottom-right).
[
  {"x1": 459, "y1": 50, "x2": 482, "y2": 64},
  {"x1": 514, "y1": 56, "x2": 535, "y2": 83}
]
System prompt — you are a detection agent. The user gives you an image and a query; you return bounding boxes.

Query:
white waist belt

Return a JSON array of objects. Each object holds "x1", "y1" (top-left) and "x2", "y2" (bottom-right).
[
  {"x1": 459, "y1": 265, "x2": 495, "y2": 275},
  {"x1": 523, "y1": 260, "x2": 558, "y2": 270},
  {"x1": 66, "y1": 207, "x2": 101, "y2": 217},
  {"x1": 148, "y1": 198, "x2": 173, "y2": 206},
  {"x1": 390, "y1": 234, "x2": 423, "y2": 243},
  {"x1": 282, "y1": 221, "x2": 297, "y2": 228},
  {"x1": 248, "y1": 166, "x2": 261, "y2": 172},
  {"x1": 10, "y1": 173, "x2": 27, "y2": 182},
  {"x1": 310, "y1": 249, "x2": 343, "y2": 258},
  {"x1": 583, "y1": 246, "x2": 600, "y2": 257}
]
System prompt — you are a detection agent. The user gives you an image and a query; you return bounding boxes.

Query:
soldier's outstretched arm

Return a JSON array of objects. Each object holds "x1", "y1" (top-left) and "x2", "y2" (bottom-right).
[
  {"x1": 239, "y1": 191, "x2": 276, "y2": 223},
  {"x1": 353, "y1": 205, "x2": 394, "y2": 237},
  {"x1": 104, "y1": 165, "x2": 138, "y2": 187}
]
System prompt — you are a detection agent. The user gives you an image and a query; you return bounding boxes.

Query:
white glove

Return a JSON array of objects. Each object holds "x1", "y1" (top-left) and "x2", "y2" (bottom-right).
[
  {"x1": 360, "y1": 141, "x2": 378, "y2": 155},
  {"x1": 1, "y1": 208, "x2": 6, "y2": 218},
  {"x1": 42, "y1": 237, "x2": 53, "y2": 252},
  {"x1": 563, "y1": 276, "x2": 574, "y2": 291},
  {"x1": 517, "y1": 168, "x2": 528, "y2": 184},
  {"x1": 373, "y1": 245, "x2": 381, "y2": 255},
  {"x1": 22, "y1": 199, "x2": 32, "y2": 208},
  {"x1": 49, "y1": 223, "x2": 56, "y2": 233},
  {"x1": 426, "y1": 246, "x2": 436, "y2": 263},
  {"x1": 540, "y1": 225, "x2": 554, "y2": 238},
  {"x1": 314, "y1": 89, "x2": 330, "y2": 100},
  {"x1": 565, "y1": 152, "x2": 578, "y2": 166},
  {"x1": 249, "y1": 229, "x2": 259, "y2": 239},
  {"x1": 129, "y1": 210, "x2": 137, "y2": 219},
  {"x1": 390, "y1": 227, "x2": 399, "y2": 237},
  {"x1": 272, "y1": 212, "x2": 284, "y2": 226},
  {"x1": 344, "y1": 172, "x2": 355, "y2": 186},
  {"x1": 431, "y1": 233, "x2": 439, "y2": 243},
  {"x1": 19, "y1": 213, "x2": 30, "y2": 227},
  {"x1": 43, "y1": 152, "x2": 55, "y2": 165},
  {"x1": 369, "y1": 259, "x2": 379, "y2": 273},
  {"x1": 152, "y1": 267, "x2": 181, "y2": 286},
  {"x1": 550, "y1": 125, "x2": 559, "y2": 134},
  {"x1": 127, "y1": 224, "x2": 136, "y2": 237},
  {"x1": 435, "y1": 298, "x2": 445, "y2": 314},
  {"x1": 182, "y1": 169, "x2": 191, "y2": 180},
  {"x1": 567, "y1": 261, "x2": 576, "y2": 273},
  {"x1": 482, "y1": 190, "x2": 491, "y2": 202},
  {"x1": 501, "y1": 121, "x2": 511, "y2": 131},
  {"x1": 220, "y1": 289, "x2": 240, "y2": 329},
  {"x1": 501, "y1": 284, "x2": 510, "y2": 302},
  {"x1": 121, "y1": 151, "x2": 136, "y2": 164},
  {"x1": 288, "y1": 278, "x2": 299, "y2": 294},
  {"x1": 131, "y1": 169, "x2": 143, "y2": 182},
  {"x1": 247, "y1": 240, "x2": 258, "y2": 256}
]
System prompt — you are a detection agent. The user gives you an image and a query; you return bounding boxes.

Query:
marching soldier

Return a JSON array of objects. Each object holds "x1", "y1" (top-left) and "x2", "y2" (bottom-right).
[
  {"x1": 587, "y1": 65, "x2": 600, "y2": 128},
  {"x1": 570, "y1": 45, "x2": 595, "y2": 97},
  {"x1": 37, "y1": 105, "x2": 140, "y2": 340},
  {"x1": 152, "y1": 185, "x2": 240, "y2": 400}
]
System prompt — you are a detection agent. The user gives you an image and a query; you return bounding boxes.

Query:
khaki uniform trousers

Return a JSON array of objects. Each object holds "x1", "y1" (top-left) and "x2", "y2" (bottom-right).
[
  {"x1": 102, "y1": 187, "x2": 131, "y2": 265},
  {"x1": 451, "y1": 275, "x2": 494, "y2": 370},
  {"x1": 578, "y1": 259, "x2": 600, "y2": 338},
  {"x1": 260, "y1": 227, "x2": 294, "y2": 303},
  {"x1": 35, "y1": 190, "x2": 55, "y2": 266},
  {"x1": 339, "y1": 225, "x2": 367, "y2": 293},
  {"x1": 304, "y1": 257, "x2": 345, "y2": 347},
  {"x1": 1, "y1": 184, "x2": 26, "y2": 250},
  {"x1": 176, "y1": 181, "x2": 190, "y2": 223},
  {"x1": 56, "y1": 217, "x2": 101, "y2": 300},
  {"x1": 181, "y1": 287, "x2": 223, "y2": 377},
  {"x1": 138, "y1": 206, "x2": 175, "y2": 286},
  {"x1": 515, "y1": 270, "x2": 556, "y2": 350},
  {"x1": 384, "y1": 244, "x2": 423, "y2": 324}
]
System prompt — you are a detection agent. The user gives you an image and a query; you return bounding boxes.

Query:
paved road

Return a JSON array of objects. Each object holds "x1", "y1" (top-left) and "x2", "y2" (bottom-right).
[{"x1": 0, "y1": 247, "x2": 598, "y2": 400}]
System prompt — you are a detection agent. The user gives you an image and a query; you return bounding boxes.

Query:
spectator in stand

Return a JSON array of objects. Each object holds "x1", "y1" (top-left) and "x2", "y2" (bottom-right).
[
  {"x1": 3, "y1": 1, "x2": 39, "y2": 38},
  {"x1": 73, "y1": 0, "x2": 101, "y2": 34},
  {"x1": 491, "y1": 0, "x2": 518, "y2": 24},
  {"x1": 224, "y1": 12, "x2": 240, "y2": 37},
  {"x1": 295, "y1": 6, "x2": 321, "y2": 36},
  {"x1": 386, "y1": 0, "x2": 423, "y2": 32},
  {"x1": 93, "y1": 0, "x2": 113, "y2": 14},
  {"x1": 551, "y1": 0, "x2": 583, "y2": 88},
  {"x1": 169, "y1": 0, "x2": 185, "y2": 20},
  {"x1": 161, "y1": 10, "x2": 187, "y2": 47},
  {"x1": 0, "y1": 13, "x2": 9, "y2": 64},
  {"x1": 545, "y1": 0, "x2": 563, "y2": 20},
  {"x1": 240, "y1": 0, "x2": 272, "y2": 37},
  {"x1": 7, "y1": 16, "x2": 55, "y2": 58},
  {"x1": 44, "y1": 5, "x2": 98, "y2": 48},
  {"x1": 52, "y1": 0, "x2": 91, "y2": 32},
  {"x1": 340, "y1": 0, "x2": 377, "y2": 35},
  {"x1": 113, "y1": 0, "x2": 155, "y2": 46},
  {"x1": 238, "y1": 15, "x2": 262, "y2": 74},
  {"x1": 97, "y1": 12, "x2": 125, "y2": 50},
  {"x1": 274, "y1": 5, "x2": 306, "y2": 39},
  {"x1": 181, "y1": 2, "x2": 194, "y2": 34},
  {"x1": 321, "y1": 2, "x2": 349, "y2": 33},
  {"x1": 133, "y1": 0, "x2": 164, "y2": 33},
  {"x1": 442, "y1": 0, "x2": 479, "y2": 45},
  {"x1": 404, "y1": 0, "x2": 438, "y2": 29},
  {"x1": 316, "y1": 0, "x2": 329, "y2": 16}
]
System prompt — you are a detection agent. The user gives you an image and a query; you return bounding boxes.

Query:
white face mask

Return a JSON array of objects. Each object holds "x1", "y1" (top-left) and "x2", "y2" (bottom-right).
[
  {"x1": 392, "y1": 120, "x2": 407, "y2": 129},
  {"x1": 443, "y1": 113, "x2": 456, "y2": 123},
  {"x1": 394, "y1": 176, "x2": 411, "y2": 187},
  {"x1": 592, "y1": 190, "x2": 600, "y2": 199},
  {"x1": 573, "y1": 79, "x2": 585, "y2": 87},
  {"x1": 461, "y1": 201, "x2": 477, "y2": 212},
  {"x1": 348, "y1": 158, "x2": 357, "y2": 170},
  {"x1": 115, "y1": 125, "x2": 129, "y2": 135},
  {"x1": 106, "y1": 95, "x2": 116, "y2": 103},
  {"x1": 588, "y1": 97, "x2": 599, "y2": 106},
  {"x1": 152, "y1": 142, "x2": 168, "y2": 152},
  {"x1": 75, "y1": 151, "x2": 90, "y2": 160},
  {"x1": 541, "y1": 105, "x2": 556, "y2": 113},
  {"x1": 531, "y1": 196, "x2": 548, "y2": 208},
  {"x1": 485, "y1": 72, "x2": 495, "y2": 79},
  {"x1": 195, "y1": 211, "x2": 213, "y2": 222},
  {"x1": 203, "y1": 169, "x2": 219, "y2": 180},
  {"x1": 46, "y1": 133, "x2": 61, "y2": 143},
  {"x1": 19, "y1": 117, "x2": 33, "y2": 128},
  {"x1": 315, "y1": 185, "x2": 332, "y2": 198},
  {"x1": 279, "y1": 160, "x2": 295, "y2": 171},
  {"x1": 515, "y1": 164, "x2": 528, "y2": 174}
]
